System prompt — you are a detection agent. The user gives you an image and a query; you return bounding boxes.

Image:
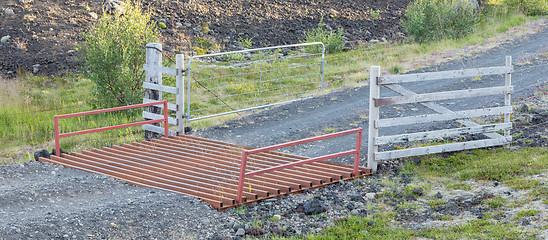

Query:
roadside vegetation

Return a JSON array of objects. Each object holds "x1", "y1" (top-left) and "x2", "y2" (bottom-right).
[
  {"x1": 275, "y1": 147, "x2": 547, "y2": 239},
  {"x1": 0, "y1": 0, "x2": 544, "y2": 164}
]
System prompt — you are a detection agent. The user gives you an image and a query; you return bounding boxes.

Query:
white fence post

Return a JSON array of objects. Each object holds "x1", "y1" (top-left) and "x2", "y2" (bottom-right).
[
  {"x1": 176, "y1": 54, "x2": 185, "y2": 135},
  {"x1": 368, "y1": 66, "x2": 381, "y2": 173},
  {"x1": 504, "y1": 56, "x2": 512, "y2": 139},
  {"x1": 144, "y1": 43, "x2": 163, "y2": 140}
]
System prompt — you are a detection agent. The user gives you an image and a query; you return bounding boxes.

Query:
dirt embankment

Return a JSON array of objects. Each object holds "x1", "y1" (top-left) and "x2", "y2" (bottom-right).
[{"x1": 0, "y1": 0, "x2": 410, "y2": 77}]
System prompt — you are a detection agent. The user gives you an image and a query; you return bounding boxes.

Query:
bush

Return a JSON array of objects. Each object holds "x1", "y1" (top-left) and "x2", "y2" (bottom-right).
[
  {"x1": 402, "y1": 0, "x2": 480, "y2": 43},
  {"x1": 81, "y1": 0, "x2": 159, "y2": 108},
  {"x1": 502, "y1": 0, "x2": 548, "y2": 15},
  {"x1": 302, "y1": 17, "x2": 345, "y2": 54}
]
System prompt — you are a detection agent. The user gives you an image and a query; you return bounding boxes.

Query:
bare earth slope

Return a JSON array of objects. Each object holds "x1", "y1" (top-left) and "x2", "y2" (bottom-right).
[
  {"x1": 0, "y1": 0, "x2": 409, "y2": 76},
  {"x1": 0, "y1": 20, "x2": 547, "y2": 239}
]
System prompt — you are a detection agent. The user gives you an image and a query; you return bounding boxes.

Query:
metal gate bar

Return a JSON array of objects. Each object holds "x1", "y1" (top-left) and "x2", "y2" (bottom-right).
[{"x1": 39, "y1": 135, "x2": 371, "y2": 210}]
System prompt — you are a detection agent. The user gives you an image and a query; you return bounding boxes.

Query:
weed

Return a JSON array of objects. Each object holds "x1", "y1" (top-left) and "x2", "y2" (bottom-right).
[
  {"x1": 436, "y1": 214, "x2": 454, "y2": 220},
  {"x1": 238, "y1": 36, "x2": 253, "y2": 49},
  {"x1": 504, "y1": 178, "x2": 542, "y2": 190},
  {"x1": 514, "y1": 209, "x2": 539, "y2": 220},
  {"x1": 389, "y1": 65, "x2": 403, "y2": 74},
  {"x1": 301, "y1": 17, "x2": 345, "y2": 54},
  {"x1": 12, "y1": 37, "x2": 28, "y2": 51},
  {"x1": 323, "y1": 127, "x2": 336, "y2": 133},
  {"x1": 483, "y1": 195, "x2": 507, "y2": 209},
  {"x1": 370, "y1": 9, "x2": 381, "y2": 20},
  {"x1": 402, "y1": 0, "x2": 480, "y2": 42},
  {"x1": 396, "y1": 202, "x2": 418, "y2": 213},
  {"x1": 427, "y1": 200, "x2": 447, "y2": 208}
]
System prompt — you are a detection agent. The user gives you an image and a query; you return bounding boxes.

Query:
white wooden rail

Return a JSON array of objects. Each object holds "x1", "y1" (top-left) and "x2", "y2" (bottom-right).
[
  {"x1": 367, "y1": 57, "x2": 513, "y2": 173},
  {"x1": 143, "y1": 43, "x2": 185, "y2": 136}
]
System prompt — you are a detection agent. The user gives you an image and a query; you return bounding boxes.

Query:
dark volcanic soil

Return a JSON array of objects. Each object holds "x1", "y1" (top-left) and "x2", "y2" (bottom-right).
[{"x1": 0, "y1": 0, "x2": 409, "y2": 76}]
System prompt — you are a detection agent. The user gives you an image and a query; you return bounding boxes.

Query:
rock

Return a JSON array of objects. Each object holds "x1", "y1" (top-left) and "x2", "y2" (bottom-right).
[
  {"x1": 381, "y1": 37, "x2": 387, "y2": 42},
  {"x1": 518, "y1": 104, "x2": 529, "y2": 113},
  {"x1": 405, "y1": 195, "x2": 417, "y2": 201},
  {"x1": 493, "y1": 181, "x2": 499, "y2": 187},
  {"x1": 235, "y1": 228, "x2": 245, "y2": 236},
  {"x1": 303, "y1": 198, "x2": 327, "y2": 215},
  {"x1": 1, "y1": 36, "x2": 10, "y2": 43},
  {"x1": 369, "y1": 39, "x2": 380, "y2": 44},
  {"x1": 350, "y1": 209, "x2": 361, "y2": 215},
  {"x1": 271, "y1": 214, "x2": 281, "y2": 222},
  {"x1": 88, "y1": 12, "x2": 98, "y2": 19},
  {"x1": 210, "y1": 235, "x2": 232, "y2": 240},
  {"x1": 67, "y1": 50, "x2": 76, "y2": 54},
  {"x1": 435, "y1": 192, "x2": 443, "y2": 199},
  {"x1": 33, "y1": 149, "x2": 50, "y2": 161},
  {"x1": 531, "y1": 115, "x2": 543, "y2": 124},
  {"x1": 19, "y1": 0, "x2": 33, "y2": 4},
  {"x1": 51, "y1": 148, "x2": 68, "y2": 156},
  {"x1": 103, "y1": 0, "x2": 126, "y2": 15},
  {"x1": 32, "y1": 64, "x2": 40, "y2": 74},
  {"x1": 270, "y1": 226, "x2": 282, "y2": 235},
  {"x1": 246, "y1": 227, "x2": 263, "y2": 236},
  {"x1": 175, "y1": 22, "x2": 183, "y2": 29},
  {"x1": 4, "y1": 9, "x2": 15, "y2": 16},
  {"x1": 365, "y1": 192, "x2": 376, "y2": 200},
  {"x1": 411, "y1": 188, "x2": 424, "y2": 196}
]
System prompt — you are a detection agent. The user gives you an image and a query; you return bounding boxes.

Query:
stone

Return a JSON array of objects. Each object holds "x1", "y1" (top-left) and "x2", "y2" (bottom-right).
[
  {"x1": 271, "y1": 214, "x2": 281, "y2": 222},
  {"x1": 245, "y1": 227, "x2": 263, "y2": 236},
  {"x1": 405, "y1": 195, "x2": 417, "y2": 201},
  {"x1": 88, "y1": 12, "x2": 98, "y2": 19},
  {"x1": 19, "y1": 0, "x2": 33, "y2": 4},
  {"x1": 350, "y1": 209, "x2": 361, "y2": 215},
  {"x1": 33, "y1": 149, "x2": 50, "y2": 161},
  {"x1": 435, "y1": 192, "x2": 443, "y2": 199},
  {"x1": 210, "y1": 235, "x2": 232, "y2": 240},
  {"x1": 103, "y1": 0, "x2": 126, "y2": 15},
  {"x1": 411, "y1": 188, "x2": 424, "y2": 196},
  {"x1": 4, "y1": 9, "x2": 15, "y2": 16},
  {"x1": 235, "y1": 228, "x2": 245, "y2": 236},
  {"x1": 365, "y1": 192, "x2": 376, "y2": 200},
  {"x1": 32, "y1": 64, "x2": 40, "y2": 74},
  {"x1": 518, "y1": 104, "x2": 529, "y2": 113},
  {"x1": 175, "y1": 22, "x2": 183, "y2": 29},
  {"x1": 1, "y1": 36, "x2": 10, "y2": 43},
  {"x1": 303, "y1": 198, "x2": 327, "y2": 215},
  {"x1": 369, "y1": 39, "x2": 380, "y2": 44}
]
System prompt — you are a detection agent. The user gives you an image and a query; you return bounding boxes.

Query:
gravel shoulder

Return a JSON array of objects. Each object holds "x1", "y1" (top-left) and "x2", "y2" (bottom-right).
[{"x1": 1, "y1": 20, "x2": 548, "y2": 240}]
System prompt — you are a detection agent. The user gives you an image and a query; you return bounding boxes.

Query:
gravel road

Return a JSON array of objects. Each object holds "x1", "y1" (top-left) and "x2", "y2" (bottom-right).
[{"x1": 1, "y1": 22, "x2": 547, "y2": 239}]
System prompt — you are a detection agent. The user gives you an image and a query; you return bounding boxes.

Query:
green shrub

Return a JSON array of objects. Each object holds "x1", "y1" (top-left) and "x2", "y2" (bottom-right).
[
  {"x1": 503, "y1": 0, "x2": 548, "y2": 15},
  {"x1": 302, "y1": 17, "x2": 345, "y2": 54},
  {"x1": 80, "y1": 0, "x2": 159, "y2": 108},
  {"x1": 402, "y1": 0, "x2": 480, "y2": 43}
]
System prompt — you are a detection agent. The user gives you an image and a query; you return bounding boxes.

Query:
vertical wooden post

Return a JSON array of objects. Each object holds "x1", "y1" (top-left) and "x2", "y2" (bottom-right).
[
  {"x1": 367, "y1": 66, "x2": 381, "y2": 173},
  {"x1": 176, "y1": 54, "x2": 185, "y2": 135},
  {"x1": 504, "y1": 56, "x2": 512, "y2": 141},
  {"x1": 144, "y1": 43, "x2": 162, "y2": 140}
]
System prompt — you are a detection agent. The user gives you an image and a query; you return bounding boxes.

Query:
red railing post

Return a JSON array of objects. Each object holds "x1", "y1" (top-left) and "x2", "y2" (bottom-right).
[
  {"x1": 353, "y1": 128, "x2": 363, "y2": 176},
  {"x1": 163, "y1": 100, "x2": 169, "y2": 136},
  {"x1": 54, "y1": 116, "x2": 60, "y2": 157},
  {"x1": 237, "y1": 151, "x2": 248, "y2": 204}
]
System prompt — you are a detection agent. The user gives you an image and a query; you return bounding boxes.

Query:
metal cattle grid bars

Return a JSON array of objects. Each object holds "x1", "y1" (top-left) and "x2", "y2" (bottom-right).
[{"x1": 39, "y1": 134, "x2": 371, "y2": 210}]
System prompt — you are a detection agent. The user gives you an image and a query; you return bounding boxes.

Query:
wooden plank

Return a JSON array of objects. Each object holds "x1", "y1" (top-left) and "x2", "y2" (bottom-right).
[
  {"x1": 379, "y1": 65, "x2": 513, "y2": 84},
  {"x1": 376, "y1": 106, "x2": 512, "y2": 128},
  {"x1": 142, "y1": 111, "x2": 177, "y2": 125},
  {"x1": 374, "y1": 137, "x2": 511, "y2": 161},
  {"x1": 368, "y1": 66, "x2": 381, "y2": 173},
  {"x1": 384, "y1": 84, "x2": 505, "y2": 139},
  {"x1": 142, "y1": 124, "x2": 177, "y2": 136},
  {"x1": 375, "y1": 123, "x2": 512, "y2": 145},
  {"x1": 142, "y1": 98, "x2": 177, "y2": 111},
  {"x1": 504, "y1": 56, "x2": 512, "y2": 138},
  {"x1": 176, "y1": 54, "x2": 185, "y2": 134},
  {"x1": 143, "y1": 64, "x2": 178, "y2": 76},
  {"x1": 375, "y1": 86, "x2": 513, "y2": 107},
  {"x1": 143, "y1": 82, "x2": 178, "y2": 94}
]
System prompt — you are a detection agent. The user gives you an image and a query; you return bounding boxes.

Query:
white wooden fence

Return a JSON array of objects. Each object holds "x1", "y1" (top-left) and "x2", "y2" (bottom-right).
[
  {"x1": 142, "y1": 43, "x2": 183, "y2": 136},
  {"x1": 367, "y1": 56, "x2": 513, "y2": 173}
]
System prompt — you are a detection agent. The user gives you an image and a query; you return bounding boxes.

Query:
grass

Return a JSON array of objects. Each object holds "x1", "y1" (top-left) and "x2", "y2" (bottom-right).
[
  {"x1": 400, "y1": 148, "x2": 548, "y2": 181},
  {"x1": 275, "y1": 212, "x2": 537, "y2": 240},
  {"x1": 514, "y1": 209, "x2": 540, "y2": 220}
]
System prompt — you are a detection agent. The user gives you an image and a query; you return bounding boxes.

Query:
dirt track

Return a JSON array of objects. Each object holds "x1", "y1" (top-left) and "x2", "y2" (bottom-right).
[{"x1": 1, "y1": 18, "x2": 548, "y2": 240}]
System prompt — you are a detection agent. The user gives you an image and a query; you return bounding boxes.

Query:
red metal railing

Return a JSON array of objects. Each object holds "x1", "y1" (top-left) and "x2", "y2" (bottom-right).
[
  {"x1": 236, "y1": 128, "x2": 363, "y2": 203},
  {"x1": 54, "y1": 100, "x2": 169, "y2": 157}
]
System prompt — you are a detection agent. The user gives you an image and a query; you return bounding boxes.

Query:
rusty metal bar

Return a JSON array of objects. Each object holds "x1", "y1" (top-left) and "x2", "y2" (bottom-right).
[
  {"x1": 237, "y1": 128, "x2": 363, "y2": 204},
  {"x1": 54, "y1": 101, "x2": 169, "y2": 157}
]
